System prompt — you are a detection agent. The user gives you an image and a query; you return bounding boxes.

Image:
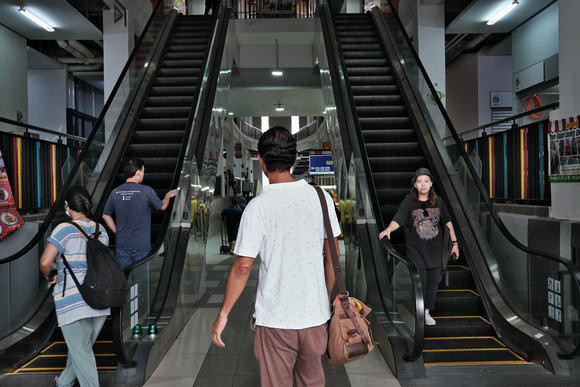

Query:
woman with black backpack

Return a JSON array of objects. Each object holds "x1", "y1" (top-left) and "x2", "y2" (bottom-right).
[{"x1": 40, "y1": 185, "x2": 109, "y2": 387}]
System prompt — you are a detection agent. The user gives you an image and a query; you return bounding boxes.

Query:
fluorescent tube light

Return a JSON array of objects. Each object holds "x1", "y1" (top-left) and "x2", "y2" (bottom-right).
[
  {"x1": 18, "y1": 7, "x2": 54, "y2": 32},
  {"x1": 487, "y1": 1, "x2": 518, "y2": 26}
]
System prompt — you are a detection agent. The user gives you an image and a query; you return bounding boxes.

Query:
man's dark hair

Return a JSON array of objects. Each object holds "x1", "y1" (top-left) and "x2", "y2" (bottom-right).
[
  {"x1": 230, "y1": 198, "x2": 237, "y2": 206},
  {"x1": 258, "y1": 126, "x2": 297, "y2": 173},
  {"x1": 122, "y1": 156, "x2": 144, "y2": 179}
]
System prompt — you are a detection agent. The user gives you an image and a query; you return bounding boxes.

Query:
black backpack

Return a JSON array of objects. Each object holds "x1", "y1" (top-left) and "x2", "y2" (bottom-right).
[{"x1": 61, "y1": 221, "x2": 129, "y2": 309}]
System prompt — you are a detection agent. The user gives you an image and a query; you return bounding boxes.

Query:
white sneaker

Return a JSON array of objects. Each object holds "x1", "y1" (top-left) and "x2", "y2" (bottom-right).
[{"x1": 425, "y1": 311, "x2": 436, "y2": 325}]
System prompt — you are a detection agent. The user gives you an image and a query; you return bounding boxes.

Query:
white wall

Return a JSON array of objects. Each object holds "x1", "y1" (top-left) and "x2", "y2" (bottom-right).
[
  {"x1": 27, "y1": 69, "x2": 68, "y2": 141},
  {"x1": 511, "y1": 3, "x2": 558, "y2": 75},
  {"x1": 0, "y1": 25, "x2": 28, "y2": 132}
]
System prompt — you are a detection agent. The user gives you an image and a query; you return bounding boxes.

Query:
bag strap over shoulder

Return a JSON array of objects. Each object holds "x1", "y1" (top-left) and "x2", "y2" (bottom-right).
[
  {"x1": 67, "y1": 221, "x2": 100, "y2": 239},
  {"x1": 314, "y1": 186, "x2": 372, "y2": 346},
  {"x1": 313, "y1": 186, "x2": 346, "y2": 296}
]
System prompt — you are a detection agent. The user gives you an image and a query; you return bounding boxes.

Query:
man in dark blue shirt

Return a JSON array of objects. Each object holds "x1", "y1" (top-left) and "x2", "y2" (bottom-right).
[{"x1": 102, "y1": 156, "x2": 177, "y2": 268}]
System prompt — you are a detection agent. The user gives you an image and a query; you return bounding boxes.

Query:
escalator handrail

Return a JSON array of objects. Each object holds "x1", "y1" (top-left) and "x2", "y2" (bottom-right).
[
  {"x1": 381, "y1": 238, "x2": 425, "y2": 360},
  {"x1": 376, "y1": 2, "x2": 580, "y2": 359},
  {"x1": 318, "y1": 5, "x2": 423, "y2": 360},
  {"x1": 0, "y1": 0, "x2": 167, "y2": 265}
]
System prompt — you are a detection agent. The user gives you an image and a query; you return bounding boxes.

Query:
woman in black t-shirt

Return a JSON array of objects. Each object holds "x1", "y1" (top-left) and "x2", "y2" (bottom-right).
[{"x1": 379, "y1": 168, "x2": 459, "y2": 326}]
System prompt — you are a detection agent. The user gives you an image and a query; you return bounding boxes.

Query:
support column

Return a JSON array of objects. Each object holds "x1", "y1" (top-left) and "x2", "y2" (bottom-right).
[
  {"x1": 103, "y1": 8, "x2": 134, "y2": 100},
  {"x1": 549, "y1": 0, "x2": 580, "y2": 220},
  {"x1": 415, "y1": 0, "x2": 446, "y2": 108}
]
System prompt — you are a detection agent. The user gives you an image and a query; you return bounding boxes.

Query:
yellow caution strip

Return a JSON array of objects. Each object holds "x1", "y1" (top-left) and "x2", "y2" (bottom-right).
[{"x1": 431, "y1": 315, "x2": 492, "y2": 324}]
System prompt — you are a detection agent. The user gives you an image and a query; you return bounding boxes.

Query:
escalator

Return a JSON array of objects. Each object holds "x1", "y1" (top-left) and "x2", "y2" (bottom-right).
[
  {"x1": 1, "y1": 4, "x2": 229, "y2": 384},
  {"x1": 320, "y1": 4, "x2": 580, "y2": 381},
  {"x1": 331, "y1": 9, "x2": 520, "y2": 370}
]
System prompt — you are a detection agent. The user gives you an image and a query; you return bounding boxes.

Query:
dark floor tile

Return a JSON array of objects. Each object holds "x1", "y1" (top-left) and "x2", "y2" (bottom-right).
[
  {"x1": 240, "y1": 336, "x2": 255, "y2": 354},
  {"x1": 236, "y1": 354, "x2": 260, "y2": 375},
  {"x1": 207, "y1": 338, "x2": 243, "y2": 355},
  {"x1": 198, "y1": 354, "x2": 239, "y2": 376},
  {"x1": 221, "y1": 323, "x2": 249, "y2": 338},
  {"x1": 193, "y1": 375, "x2": 234, "y2": 387},
  {"x1": 322, "y1": 359, "x2": 347, "y2": 374},
  {"x1": 232, "y1": 375, "x2": 261, "y2": 387},
  {"x1": 324, "y1": 373, "x2": 351, "y2": 386}
]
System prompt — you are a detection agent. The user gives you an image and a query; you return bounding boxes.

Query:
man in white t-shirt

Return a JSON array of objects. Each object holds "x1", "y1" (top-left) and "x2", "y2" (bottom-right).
[{"x1": 211, "y1": 126, "x2": 341, "y2": 387}]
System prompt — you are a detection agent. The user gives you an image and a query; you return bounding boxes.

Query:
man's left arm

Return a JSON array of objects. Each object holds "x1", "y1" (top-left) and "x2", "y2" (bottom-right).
[{"x1": 212, "y1": 256, "x2": 254, "y2": 347}]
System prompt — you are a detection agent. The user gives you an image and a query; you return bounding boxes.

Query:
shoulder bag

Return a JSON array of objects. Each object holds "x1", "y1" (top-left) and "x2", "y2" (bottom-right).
[{"x1": 314, "y1": 186, "x2": 376, "y2": 366}]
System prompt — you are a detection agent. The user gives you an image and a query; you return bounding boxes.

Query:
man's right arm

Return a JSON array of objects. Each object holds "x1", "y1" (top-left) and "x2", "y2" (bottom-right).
[
  {"x1": 102, "y1": 215, "x2": 116, "y2": 234},
  {"x1": 212, "y1": 256, "x2": 254, "y2": 347},
  {"x1": 323, "y1": 237, "x2": 339, "y2": 301},
  {"x1": 161, "y1": 189, "x2": 178, "y2": 211}
]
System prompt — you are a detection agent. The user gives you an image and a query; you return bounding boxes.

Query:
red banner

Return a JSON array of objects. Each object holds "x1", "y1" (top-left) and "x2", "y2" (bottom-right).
[{"x1": 0, "y1": 149, "x2": 24, "y2": 240}]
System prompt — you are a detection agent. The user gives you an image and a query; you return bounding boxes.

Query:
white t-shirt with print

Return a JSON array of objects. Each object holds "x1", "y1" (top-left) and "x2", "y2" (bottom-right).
[{"x1": 234, "y1": 179, "x2": 341, "y2": 329}]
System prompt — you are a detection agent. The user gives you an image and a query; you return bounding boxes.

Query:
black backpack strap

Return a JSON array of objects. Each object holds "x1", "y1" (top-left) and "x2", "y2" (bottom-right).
[
  {"x1": 61, "y1": 222, "x2": 90, "y2": 297},
  {"x1": 67, "y1": 221, "x2": 90, "y2": 240}
]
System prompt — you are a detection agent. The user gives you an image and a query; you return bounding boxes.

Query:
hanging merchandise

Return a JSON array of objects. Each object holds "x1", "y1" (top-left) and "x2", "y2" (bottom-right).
[{"x1": 0, "y1": 149, "x2": 24, "y2": 240}]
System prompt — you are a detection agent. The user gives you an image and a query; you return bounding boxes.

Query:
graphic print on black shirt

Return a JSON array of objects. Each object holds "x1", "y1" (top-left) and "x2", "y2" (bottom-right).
[{"x1": 412, "y1": 206, "x2": 440, "y2": 241}]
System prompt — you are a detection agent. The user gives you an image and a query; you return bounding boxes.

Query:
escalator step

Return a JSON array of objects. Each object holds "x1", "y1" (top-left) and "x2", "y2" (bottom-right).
[
  {"x1": 149, "y1": 86, "x2": 196, "y2": 97},
  {"x1": 434, "y1": 290, "x2": 485, "y2": 316},
  {"x1": 341, "y1": 43, "x2": 383, "y2": 51},
  {"x1": 424, "y1": 336, "x2": 506, "y2": 351},
  {"x1": 140, "y1": 157, "x2": 180, "y2": 173},
  {"x1": 359, "y1": 116, "x2": 414, "y2": 130},
  {"x1": 131, "y1": 130, "x2": 185, "y2": 144},
  {"x1": 136, "y1": 118, "x2": 188, "y2": 131},
  {"x1": 141, "y1": 106, "x2": 191, "y2": 118},
  {"x1": 146, "y1": 95, "x2": 195, "y2": 107},
  {"x1": 157, "y1": 67, "x2": 202, "y2": 77},
  {"x1": 350, "y1": 85, "x2": 400, "y2": 95},
  {"x1": 341, "y1": 51, "x2": 385, "y2": 60},
  {"x1": 356, "y1": 105, "x2": 408, "y2": 118},
  {"x1": 339, "y1": 36, "x2": 380, "y2": 44},
  {"x1": 361, "y1": 128, "x2": 417, "y2": 143},
  {"x1": 369, "y1": 156, "x2": 426, "y2": 172},
  {"x1": 161, "y1": 59, "x2": 204, "y2": 68},
  {"x1": 345, "y1": 58, "x2": 388, "y2": 67},
  {"x1": 353, "y1": 95, "x2": 402, "y2": 106},
  {"x1": 154, "y1": 77, "x2": 199, "y2": 87},
  {"x1": 164, "y1": 51, "x2": 206, "y2": 60},
  {"x1": 166, "y1": 43, "x2": 207, "y2": 52},
  {"x1": 347, "y1": 67, "x2": 392, "y2": 76},
  {"x1": 422, "y1": 348, "x2": 526, "y2": 365},
  {"x1": 127, "y1": 144, "x2": 182, "y2": 157},
  {"x1": 348, "y1": 76, "x2": 395, "y2": 86},
  {"x1": 424, "y1": 316, "x2": 495, "y2": 338},
  {"x1": 366, "y1": 142, "x2": 422, "y2": 157}
]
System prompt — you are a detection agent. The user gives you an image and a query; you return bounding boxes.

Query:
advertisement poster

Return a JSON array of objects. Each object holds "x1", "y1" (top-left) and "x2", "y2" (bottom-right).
[
  {"x1": 309, "y1": 154, "x2": 334, "y2": 175},
  {"x1": 0, "y1": 149, "x2": 24, "y2": 240},
  {"x1": 548, "y1": 116, "x2": 580, "y2": 182},
  {"x1": 258, "y1": 0, "x2": 294, "y2": 14}
]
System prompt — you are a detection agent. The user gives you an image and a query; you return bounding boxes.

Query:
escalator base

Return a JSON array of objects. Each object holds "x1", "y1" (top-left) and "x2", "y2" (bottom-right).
[{"x1": 10, "y1": 341, "x2": 117, "y2": 374}]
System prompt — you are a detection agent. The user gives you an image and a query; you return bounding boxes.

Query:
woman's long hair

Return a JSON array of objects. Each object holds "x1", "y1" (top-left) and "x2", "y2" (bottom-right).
[
  {"x1": 65, "y1": 185, "x2": 95, "y2": 220},
  {"x1": 410, "y1": 186, "x2": 436, "y2": 205}
]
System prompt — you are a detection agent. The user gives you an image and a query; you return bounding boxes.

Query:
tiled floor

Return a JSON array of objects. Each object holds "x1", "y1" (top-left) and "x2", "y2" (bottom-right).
[{"x1": 144, "y1": 236, "x2": 401, "y2": 387}]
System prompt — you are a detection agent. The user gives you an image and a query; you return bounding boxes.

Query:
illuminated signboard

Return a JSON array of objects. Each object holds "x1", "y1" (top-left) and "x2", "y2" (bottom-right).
[{"x1": 309, "y1": 155, "x2": 334, "y2": 175}]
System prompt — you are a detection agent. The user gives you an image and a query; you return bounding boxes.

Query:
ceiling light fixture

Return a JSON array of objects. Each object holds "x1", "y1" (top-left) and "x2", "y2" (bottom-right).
[
  {"x1": 272, "y1": 39, "x2": 283, "y2": 76},
  {"x1": 18, "y1": 6, "x2": 54, "y2": 32},
  {"x1": 487, "y1": 1, "x2": 519, "y2": 26},
  {"x1": 275, "y1": 102, "x2": 284, "y2": 112}
]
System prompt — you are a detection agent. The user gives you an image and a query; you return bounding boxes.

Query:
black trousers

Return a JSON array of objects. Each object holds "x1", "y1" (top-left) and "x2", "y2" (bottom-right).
[{"x1": 416, "y1": 266, "x2": 442, "y2": 310}]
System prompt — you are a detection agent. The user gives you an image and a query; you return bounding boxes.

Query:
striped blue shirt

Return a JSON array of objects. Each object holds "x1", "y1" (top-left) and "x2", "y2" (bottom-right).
[{"x1": 47, "y1": 220, "x2": 111, "y2": 326}]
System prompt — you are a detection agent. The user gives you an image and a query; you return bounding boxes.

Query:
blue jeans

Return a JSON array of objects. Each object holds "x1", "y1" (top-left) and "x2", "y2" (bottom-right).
[{"x1": 116, "y1": 249, "x2": 150, "y2": 268}]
